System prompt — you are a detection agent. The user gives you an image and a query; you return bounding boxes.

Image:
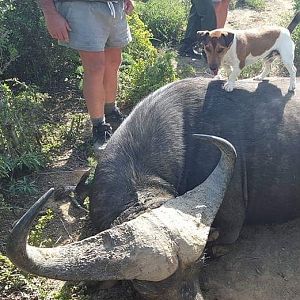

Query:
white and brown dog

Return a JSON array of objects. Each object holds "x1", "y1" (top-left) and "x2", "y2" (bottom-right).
[{"x1": 197, "y1": 12, "x2": 300, "y2": 92}]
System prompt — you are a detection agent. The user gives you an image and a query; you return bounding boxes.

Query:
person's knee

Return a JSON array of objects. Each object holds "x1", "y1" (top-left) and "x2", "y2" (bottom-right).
[
  {"x1": 80, "y1": 51, "x2": 106, "y2": 76},
  {"x1": 105, "y1": 48, "x2": 122, "y2": 71},
  {"x1": 106, "y1": 56, "x2": 122, "y2": 71},
  {"x1": 83, "y1": 60, "x2": 106, "y2": 76}
]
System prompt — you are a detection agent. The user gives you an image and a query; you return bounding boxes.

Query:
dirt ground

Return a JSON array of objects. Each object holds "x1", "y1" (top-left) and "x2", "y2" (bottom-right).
[{"x1": 200, "y1": 218, "x2": 300, "y2": 300}]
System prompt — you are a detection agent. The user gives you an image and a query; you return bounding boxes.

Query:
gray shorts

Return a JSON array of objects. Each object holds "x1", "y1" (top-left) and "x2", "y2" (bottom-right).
[{"x1": 55, "y1": 0, "x2": 132, "y2": 51}]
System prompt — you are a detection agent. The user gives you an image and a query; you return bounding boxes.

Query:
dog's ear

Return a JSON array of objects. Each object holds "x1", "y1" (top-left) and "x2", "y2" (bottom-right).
[
  {"x1": 222, "y1": 32, "x2": 235, "y2": 47},
  {"x1": 196, "y1": 31, "x2": 210, "y2": 44}
]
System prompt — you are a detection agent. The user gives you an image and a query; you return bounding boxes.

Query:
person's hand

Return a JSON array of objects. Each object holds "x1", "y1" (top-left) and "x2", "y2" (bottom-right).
[
  {"x1": 124, "y1": 0, "x2": 134, "y2": 15},
  {"x1": 44, "y1": 11, "x2": 71, "y2": 42}
]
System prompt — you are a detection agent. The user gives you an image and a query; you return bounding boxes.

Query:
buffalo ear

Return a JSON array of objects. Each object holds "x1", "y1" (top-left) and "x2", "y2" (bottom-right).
[
  {"x1": 222, "y1": 32, "x2": 235, "y2": 47},
  {"x1": 196, "y1": 31, "x2": 210, "y2": 43}
]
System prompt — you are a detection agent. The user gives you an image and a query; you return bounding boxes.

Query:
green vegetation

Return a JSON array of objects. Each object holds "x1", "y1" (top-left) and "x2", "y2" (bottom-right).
[
  {"x1": 234, "y1": 0, "x2": 266, "y2": 10},
  {"x1": 292, "y1": 0, "x2": 300, "y2": 70},
  {"x1": 29, "y1": 208, "x2": 54, "y2": 247},
  {"x1": 0, "y1": 254, "x2": 42, "y2": 299},
  {"x1": 294, "y1": 0, "x2": 300, "y2": 10},
  {"x1": 0, "y1": 208, "x2": 56, "y2": 299},
  {"x1": 53, "y1": 284, "x2": 90, "y2": 300},
  {"x1": 243, "y1": 0, "x2": 266, "y2": 10},
  {"x1": 0, "y1": 81, "x2": 47, "y2": 196},
  {"x1": 293, "y1": 25, "x2": 300, "y2": 71},
  {"x1": 239, "y1": 61, "x2": 263, "y2": 78},
  {"x1": 1, "y1": 0, "x2": 79, "y2": 89},
  {"x1": 0, "y1": 253, "x2": 87, "y2": 299},
  {"x1": 136, "y1": 0, "x2": 189, "y2": 46}
]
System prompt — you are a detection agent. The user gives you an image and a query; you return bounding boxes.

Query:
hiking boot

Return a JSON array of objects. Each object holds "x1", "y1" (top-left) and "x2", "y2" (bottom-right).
[
  {"x1": 92, "y1": 122, "x2": 112, "y2": 152},
  {"x1": 105, "y1": 107, "x2": 125, "y2": 126},
  {"x1": 179, "y1": 47, "x2": 203, "y2": 59},
  {"x1": 179, "y1": 38, "x2": 203, "y2": 59}
]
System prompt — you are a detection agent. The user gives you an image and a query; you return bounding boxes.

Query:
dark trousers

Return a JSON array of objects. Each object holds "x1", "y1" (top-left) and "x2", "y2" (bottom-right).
[{"x1": 183, "y1": 0, "x2": 217, "y2": 46}]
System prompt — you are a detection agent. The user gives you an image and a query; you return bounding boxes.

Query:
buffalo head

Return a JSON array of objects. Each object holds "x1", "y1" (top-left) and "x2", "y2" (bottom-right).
[{"x1": 6, "y1": 135, "x2": 236, "y2": 300}]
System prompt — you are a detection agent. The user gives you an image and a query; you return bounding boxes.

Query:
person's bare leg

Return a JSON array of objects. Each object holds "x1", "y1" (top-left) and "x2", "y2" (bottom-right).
[
  {"x1": 79, "y1": 50, "x2": 106, "y2": 119},
  {"x1": 214, "y1": 0, "x2": 230, "y2": 28},
  {"x1": 103, "y1": 47, "x2": 124, "y2": 125},
  {"x1": 79, "y1": 50, "x2": 112, "y2": 151},
  {"x1": 104, "y1": 47, "x2": 122, "y2": 106}
]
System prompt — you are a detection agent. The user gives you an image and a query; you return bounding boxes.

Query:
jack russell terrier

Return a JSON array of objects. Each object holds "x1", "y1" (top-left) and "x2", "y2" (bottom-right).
[{"x1": 197, "y1": 12, "x2": 300, "y2": 92}]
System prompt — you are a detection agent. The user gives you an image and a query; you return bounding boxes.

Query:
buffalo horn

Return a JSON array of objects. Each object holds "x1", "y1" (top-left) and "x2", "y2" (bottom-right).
[{"x1": 6, "y1": 135, "x2": 236, "y2": 282}]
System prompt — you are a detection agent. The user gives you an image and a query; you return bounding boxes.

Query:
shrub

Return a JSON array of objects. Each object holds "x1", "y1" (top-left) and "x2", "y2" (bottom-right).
[
  {"x1": 294, "y1": 0, "x2": 300, "y2": 11},
  {"x1": 239, "y1": 61, "x2": 263, "y2": 78},
  {"x1": 8, "y1": 177, "x2": 38, "y2": 196},
  {"x1": 125, "y1": 13, "x2": 158, "y2": 60},
  {"x1": 236, "y1": 0, "x2": 266, "y2": 10},
  {"x1": 120, "y1": 51, "x2": 178, "y2": 106},
  {"x1": 292, "y1": 25, "x2": 300, "y2": 72},
  {"x1": 1, "y1": 0, "x2": 80, "y2": 89},
  {"x1": 119, "y1": 13, "x2": 178, "y2": 106},
  {"x1": 0, "y1": 82, "x2": 46, "y2": 158},
  {"x1": 0, "y1": 81, "x2": 47, "y2": 194},
  {"x1": 292, "y1": 1, "x2": 300, "y2": 70},
  {"x1": 0, "y1": 254, "x2": 40, "y2": 298},
  {"x1": 136, "y1": 0, "x2": 189, "y2": 46},
  {"x1": 281, "y1": 7, "x2": 300, "y2": 73},
  {"x1": 0, "y1": 206, "x2": 55, "y2": 299},
  {"x1": 0, "y1": 28, "x2": 18, "y2": 75},
  {"x1": 29, "y1": 208, "x2": 54, "y2": 247},
  {"x1": 243, "y1": 0, "x2": 266, "y2": 10}
]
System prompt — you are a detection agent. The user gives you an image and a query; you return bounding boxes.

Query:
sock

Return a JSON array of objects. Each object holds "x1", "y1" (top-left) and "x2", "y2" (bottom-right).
[
  {"x1": 105, "y1": 102, "x2": 116, "y2": 115},
  {"x1": 91, "y1": 117, "x2": 104, "y2": 127}
]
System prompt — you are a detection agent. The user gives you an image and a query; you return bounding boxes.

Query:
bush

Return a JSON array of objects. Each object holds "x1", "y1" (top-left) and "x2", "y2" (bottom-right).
[
  {"x1": 0, "y1": 28, "x2": 18, "y2": 75},
  {"x1": 0, "y1": 205, "x2": 55, "y2": 299},
  {"x1": 235, "y1": 0, "x2": 266, "y2": 10},
  {"x1": 119, "y1": 13, "x2": 178, "y2": 106},
  {"x1": 284, "y1": 5, "x2": 300, "y2": 73},
  {"x1": 1, "y1": 0, "x2": 80, "y2": 89},
  {"x1": 0, "y1": 254, "x2": 40, "y2": 299},
  {"x1": 294, "y1": 0, "x2": 300, "y2": 11},
  {"x1": 292, "y1": 25, "x2": 300, "y2": 72},
  {"x1": 243, "y1": 0, "x2": 266, "y2": 10},
  {"x1": 292, "y1": 0, "x2": 300, "y2": 53},
  {"x1": 0, "y1": 81, "x2": 48, "y2": 194},
  {"x1": 136, "y1": 0, "x2": 189, "y2": 46},
  {"x1": 120, "y1": 51, "x2": 178, "y2": 106},
  {"x1": 29, "y1": 208, "x2": 54, "y2": 247},
  {"x1": 239, "y1": 61, "x2": 263, "y2": 78}
]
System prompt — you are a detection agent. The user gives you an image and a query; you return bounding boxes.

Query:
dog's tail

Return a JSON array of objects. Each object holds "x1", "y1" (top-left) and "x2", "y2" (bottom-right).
[{"x1": 288, "y1": 11, "x2": 300, "y2": 33}]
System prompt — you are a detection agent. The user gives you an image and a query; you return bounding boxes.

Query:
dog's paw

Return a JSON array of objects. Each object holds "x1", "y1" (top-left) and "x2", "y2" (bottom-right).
[
  {"x1": 213, "y1": 74, "x2": 225, "y2": 80},
  {"x1": 253, "y1": 75, "x2": 263, "y2": 81},
  {"x1": 288, "y1": 80, "x2": 296, "y2": 93},
  {"x1": 224, "y1": 81, "x2": 234, "y2": 92},
  {"x1": 288, "y1": 86, "x2": 296, "y2": 93},
  {"x1": 288, "y1": 87, "x2": 296, "y2": 94}
]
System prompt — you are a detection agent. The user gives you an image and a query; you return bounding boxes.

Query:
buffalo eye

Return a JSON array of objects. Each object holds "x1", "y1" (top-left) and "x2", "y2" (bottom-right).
[{"x1": 217, "y1": 48, "x2": 225, "y2": 54}]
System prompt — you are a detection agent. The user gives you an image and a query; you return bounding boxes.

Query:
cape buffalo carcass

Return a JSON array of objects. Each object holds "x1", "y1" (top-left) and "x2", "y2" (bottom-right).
[{"x1": 6, "y1": 77, "x2": 300, "y2": 300}]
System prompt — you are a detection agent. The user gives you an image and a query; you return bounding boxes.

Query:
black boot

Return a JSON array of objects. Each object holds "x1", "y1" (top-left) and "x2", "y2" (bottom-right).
[
  {"x1": 105, "y1": 106, "x2": 125, "y2": 126},
  {"x1": 92, "y1": 122, "x2": 112, "y2": 152},
  {"x1": 179, "y1": 39, "x2": 203, "y2": 59}
]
